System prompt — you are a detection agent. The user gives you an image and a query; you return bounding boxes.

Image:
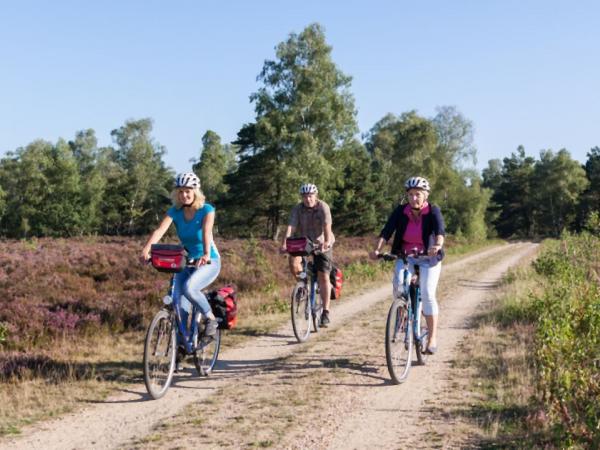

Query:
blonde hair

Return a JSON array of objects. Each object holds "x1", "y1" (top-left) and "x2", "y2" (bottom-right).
[{"x1": 171, "y1": 187, "x2": 205, "y2": 210}]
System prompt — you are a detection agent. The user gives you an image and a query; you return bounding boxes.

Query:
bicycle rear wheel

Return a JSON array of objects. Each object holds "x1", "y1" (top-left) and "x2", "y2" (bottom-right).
[
  {"x1": 143, "y1": 309, "x2": 176, "y2": 399},
  {"x1": 194, "y1": 327, "x2": 221, "y2": 376},
  {"x1": 385, "y1": 299, "x2": 413, "y2": 384},
  {"x1": 291, "y1": 282, "x2": 311, "y2": 342}
]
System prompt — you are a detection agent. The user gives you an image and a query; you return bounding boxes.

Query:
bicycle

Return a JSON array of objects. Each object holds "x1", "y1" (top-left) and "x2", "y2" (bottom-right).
[
  {"x1": 286, "y1": 238, "x2": 324, "y2": 343},
  {"x1": 143, "y1": 261, "x2": 221, "y2": 400},
  {"x1": 378, "y1": 252, "x2": 432, "y2": 384}
]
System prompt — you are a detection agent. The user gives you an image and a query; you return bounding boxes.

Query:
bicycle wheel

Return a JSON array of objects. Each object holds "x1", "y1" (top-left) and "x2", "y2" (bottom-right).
[
  {"x1": 193, "y1": 327, "x2": 221, "y2": 376},
  {"x1": 414, "y1": 304, "x2": 429, "y2": 365},
  {"x1": 291, "y1": 282, "x2": 311, "y2": 342},
  {"x1": 143, "y1": 309, "x2": 176, "y2": 399},
  {"x1": 385, "y1": 299, "x2": 413, "y2": 384},
  {"x1": 312, "y1": 283, "x2": 323, "y2": 332}
]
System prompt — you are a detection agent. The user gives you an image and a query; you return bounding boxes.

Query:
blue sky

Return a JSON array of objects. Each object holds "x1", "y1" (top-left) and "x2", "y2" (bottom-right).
[{"x1": 2, "y1": 1, "x2": 599, "y2": 175}]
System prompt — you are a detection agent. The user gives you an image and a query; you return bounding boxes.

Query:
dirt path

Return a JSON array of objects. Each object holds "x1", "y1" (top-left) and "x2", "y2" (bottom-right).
[{"x1": 1, "y1": 243, "x2": 537, "y2": 449}]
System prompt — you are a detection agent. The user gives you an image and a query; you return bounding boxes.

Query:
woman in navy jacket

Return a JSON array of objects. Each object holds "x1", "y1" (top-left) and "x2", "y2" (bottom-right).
[{"x1": 371, "y1": 176, "x2": 445, "y2": 354}]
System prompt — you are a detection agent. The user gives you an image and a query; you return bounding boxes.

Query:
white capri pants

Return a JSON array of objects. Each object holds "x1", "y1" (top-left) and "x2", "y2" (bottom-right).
[{"x1": 392, "y1": 259, "x2": 442, "y2": 316}]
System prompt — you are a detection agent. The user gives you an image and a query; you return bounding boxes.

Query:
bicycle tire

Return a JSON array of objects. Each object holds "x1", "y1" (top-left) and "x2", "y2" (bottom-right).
[
  {"x1": 193, "y1": 327, "x2": 221, "y2": 376},
  {"x1": 291, "y1": 282, "x2": 311, "y2": 342},
  {"x1": 143, "y1": 309, "x2": 176, "y2": 399},
  {"x1": 312, "y1": 284, "x2": 323, "y2": 332},
  {"x1": 385, "y1": 299, "x2": 413, "y2": 384},
  {"x1": 415, "y1": 306, "x2": 429, "y2": 365}
]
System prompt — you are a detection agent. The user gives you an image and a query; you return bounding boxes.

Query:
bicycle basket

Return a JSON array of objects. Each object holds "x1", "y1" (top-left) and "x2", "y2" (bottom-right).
[
  {"x1": 150, "y1": 244, "x2": 185, "y2": 273},
  {"x1": 286, "y1": 237, "x2": 315, "y2": 256}
]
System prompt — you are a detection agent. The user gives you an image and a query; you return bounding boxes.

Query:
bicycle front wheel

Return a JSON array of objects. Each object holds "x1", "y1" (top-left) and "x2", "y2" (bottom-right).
[
  {"x1": 194, "y1": 327, "x2": 221, "y2": 376},
  {"x1": 385, "y1": 299, "x2": 413, "y2": 384},
  {"x1": 291, "y1": 282, "x2": 311, "y2": 342},
  {"x1": 143, "y1": 309, "x2": 176, "y2": 399}
]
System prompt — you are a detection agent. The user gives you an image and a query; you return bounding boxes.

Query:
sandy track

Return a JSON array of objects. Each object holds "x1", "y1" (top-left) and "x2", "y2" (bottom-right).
[{"x1": 1, "y1": 243, "x2": 535, "y2": 449}]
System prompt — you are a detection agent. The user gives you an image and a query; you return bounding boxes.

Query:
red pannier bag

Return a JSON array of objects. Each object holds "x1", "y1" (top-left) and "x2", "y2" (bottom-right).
[
  {"x1": 208, "y1": 285, "x2": 238, "y2": 329},
  {"x1": 286, "y1": 237, "x2": 315, "y2": 256},
  {"x1": 150, "y1": 244, "x2": 185, "y2": 273},
  {"x1": 330, "y1": 266, "x2": 343, "y2": 300}
]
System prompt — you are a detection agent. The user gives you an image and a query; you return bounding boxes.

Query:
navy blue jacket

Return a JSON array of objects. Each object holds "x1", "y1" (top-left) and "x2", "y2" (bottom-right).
[{"x1": 379, "y1": 204, "x2": 446, "y2": 258}]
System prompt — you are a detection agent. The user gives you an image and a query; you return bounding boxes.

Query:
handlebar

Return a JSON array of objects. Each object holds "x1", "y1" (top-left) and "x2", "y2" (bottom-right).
[{"x1": 377, "y1": 252, "x2": 434, "y2": 265}]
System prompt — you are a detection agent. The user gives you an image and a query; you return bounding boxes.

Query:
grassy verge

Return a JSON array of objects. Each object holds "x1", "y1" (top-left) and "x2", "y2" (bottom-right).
[{"x1": 448, "y1": 234, "x2": 600, "y2": 448}]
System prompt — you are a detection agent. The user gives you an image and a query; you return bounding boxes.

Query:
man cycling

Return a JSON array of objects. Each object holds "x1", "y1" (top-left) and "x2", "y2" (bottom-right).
[{"x1": 280, "y1": 183, "x2": 335, "y2": 327}]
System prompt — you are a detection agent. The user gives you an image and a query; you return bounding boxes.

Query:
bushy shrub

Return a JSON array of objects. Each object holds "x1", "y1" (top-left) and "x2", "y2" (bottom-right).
[{"x1": 532, "y1": 234, "x2": 600, "y2": 446}]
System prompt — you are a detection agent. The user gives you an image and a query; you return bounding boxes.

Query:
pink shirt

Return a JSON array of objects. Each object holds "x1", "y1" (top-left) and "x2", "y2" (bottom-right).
[{"x1": 402, "y1": 202, "x2": 430, "y2": 254}]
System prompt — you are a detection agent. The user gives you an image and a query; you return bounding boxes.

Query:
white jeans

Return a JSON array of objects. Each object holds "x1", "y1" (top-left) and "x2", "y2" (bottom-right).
[{"x1": 392, "y1": 259, "x2": 442, "y2": 316}]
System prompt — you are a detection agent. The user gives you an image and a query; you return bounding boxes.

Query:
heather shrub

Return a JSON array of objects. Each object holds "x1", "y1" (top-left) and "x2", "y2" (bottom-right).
[
  {"x1": 0, "y1": 235, "x2": 379, "y2": 353},
  {"x1": 0, "y1": 322, "x2": 7, "y2": 345}
]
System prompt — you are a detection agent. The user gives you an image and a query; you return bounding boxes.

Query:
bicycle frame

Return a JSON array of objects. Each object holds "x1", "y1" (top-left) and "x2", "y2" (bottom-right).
[
  {"x1": 164, "y1": 273, "x2": 202, "y2": 354},
  {"x1": 399, "y1": 260, "x2": 428, "y2": 354},
  {"x1": 301, "y1": 256, "x2": 319, "y2": 316}
]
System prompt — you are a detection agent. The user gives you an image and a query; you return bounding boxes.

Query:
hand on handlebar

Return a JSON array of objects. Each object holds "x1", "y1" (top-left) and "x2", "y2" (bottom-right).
[
  {"x1": 321, "y1": 241, "x2": 332, "y2": 252},
  {"x1": 195, "y1": 255, "x2": 211, "y2": 267},
  {"x1": 428, "y1": 244, "x2": 442, "y2": 257},
  {"x1": 140, "y1": 251, "x2": 151, "y2": 265}
]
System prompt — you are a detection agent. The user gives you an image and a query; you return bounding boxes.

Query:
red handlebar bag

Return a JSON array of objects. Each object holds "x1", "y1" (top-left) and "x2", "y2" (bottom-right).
[
  {"x1": 151, "y1": 244, "x2": 185, "y2": 273},
  {"x1": 286, "y1": 237, "x2": 315, "y2": 256}
]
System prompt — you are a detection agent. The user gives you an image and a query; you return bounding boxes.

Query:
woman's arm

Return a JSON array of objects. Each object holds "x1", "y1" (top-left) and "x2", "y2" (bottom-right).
[
  {"x1": 428, "y1": 207, "x2": 446, "y2": 256},
  {"x1": 370, "y1": 236, "x2": 387, "y2": 259},
  {"x1": 141, "y1": 215, "x2": 173, "y2": 262},
  {"x1": 198, "y1": 211, "x2": 215, "y2": 266}
]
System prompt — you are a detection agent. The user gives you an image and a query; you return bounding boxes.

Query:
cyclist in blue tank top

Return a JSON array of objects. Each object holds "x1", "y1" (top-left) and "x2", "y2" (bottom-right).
[{"x1": 141, "y1": 172, "x2": 221, "y2": 341}]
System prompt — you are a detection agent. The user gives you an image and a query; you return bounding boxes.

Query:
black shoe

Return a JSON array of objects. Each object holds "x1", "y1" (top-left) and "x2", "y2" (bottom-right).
[{"x1": 320, "y1": 310, "x2": 330, "y2": 327}]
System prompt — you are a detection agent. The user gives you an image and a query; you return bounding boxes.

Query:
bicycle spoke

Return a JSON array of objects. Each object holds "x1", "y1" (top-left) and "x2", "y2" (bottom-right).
[
  {"x1": 143, "y1": 310, "x2": 176, "y2": 399},
  {"x1": 194, "y1": 325, "x2": 221, "y2": 377},
  {"x1": 385, "y1": 300, "x2": 413, "y2": 384},
  {"x1": 291, "y1": 282, "x2": 311, "y2": 342}
]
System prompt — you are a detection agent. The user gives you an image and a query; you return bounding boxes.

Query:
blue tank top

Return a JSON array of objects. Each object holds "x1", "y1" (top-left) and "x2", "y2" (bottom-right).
[{"x1": 167, "y1": 204, "x2": 219, "y2": 259}]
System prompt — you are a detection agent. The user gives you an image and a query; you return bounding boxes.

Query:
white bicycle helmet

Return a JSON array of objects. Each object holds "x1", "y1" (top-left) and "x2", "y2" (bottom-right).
[
  {"x1": 175, "y1": 172, "x2": 201, "y2": 189},
  {"x1": 299, "y1": 183, "x2": 318, "y2": 195},
  {"x1": 405, "y1": 176, "x2": 430, "y2": 192}
]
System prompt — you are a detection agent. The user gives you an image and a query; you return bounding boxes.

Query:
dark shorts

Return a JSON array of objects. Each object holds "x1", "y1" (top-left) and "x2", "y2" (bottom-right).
[{"x1": 314, "y1": 249, "x2": 333, "y2": 273}]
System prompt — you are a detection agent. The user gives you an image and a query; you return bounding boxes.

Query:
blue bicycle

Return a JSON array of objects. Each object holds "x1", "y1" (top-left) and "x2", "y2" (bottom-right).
[
  {"x1": 288, "y1": 244, "x2": 323, "y2": 343},
  {"x1": 143, "y1": 263, "x2": 221, "y2": 399},
  {"x1": 379, "y1": 253, "x2": 430, "y2": 384}
]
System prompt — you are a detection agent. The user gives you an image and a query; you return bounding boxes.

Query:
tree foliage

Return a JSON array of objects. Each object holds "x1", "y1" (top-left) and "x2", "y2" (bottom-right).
[
  {"x1": 484, "y1": 146, "x2": 589, "y2": 238},
  {"x1": 192, "y1": 130, "x2": 236, "y2": 203},
  {"x1": 221, "y1": 23, "x2": 359, "y2": 238}
]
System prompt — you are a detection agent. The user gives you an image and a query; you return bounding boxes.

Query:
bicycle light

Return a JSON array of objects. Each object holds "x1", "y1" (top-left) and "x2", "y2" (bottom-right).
[{"x1": 162, "y1": 295, "x2": 173, "y2": 305}]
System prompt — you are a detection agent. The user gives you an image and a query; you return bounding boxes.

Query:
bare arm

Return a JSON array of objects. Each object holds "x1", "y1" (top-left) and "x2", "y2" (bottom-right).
[
  {"x1": 280, "y1": 225, "x2": 295, "y2": 253},
  {"x1": 370, "y1": 237, "x2": 387, "y2": 259},
  {"x1": 198, "y1": 211, "x2": 215, "y2": 265},
  {"x1": 141, "y1": 216, "x2": 173, "y2": 262},
  {"x1": 323, "y1": 222, "x2": 334, "y2": 250}
]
